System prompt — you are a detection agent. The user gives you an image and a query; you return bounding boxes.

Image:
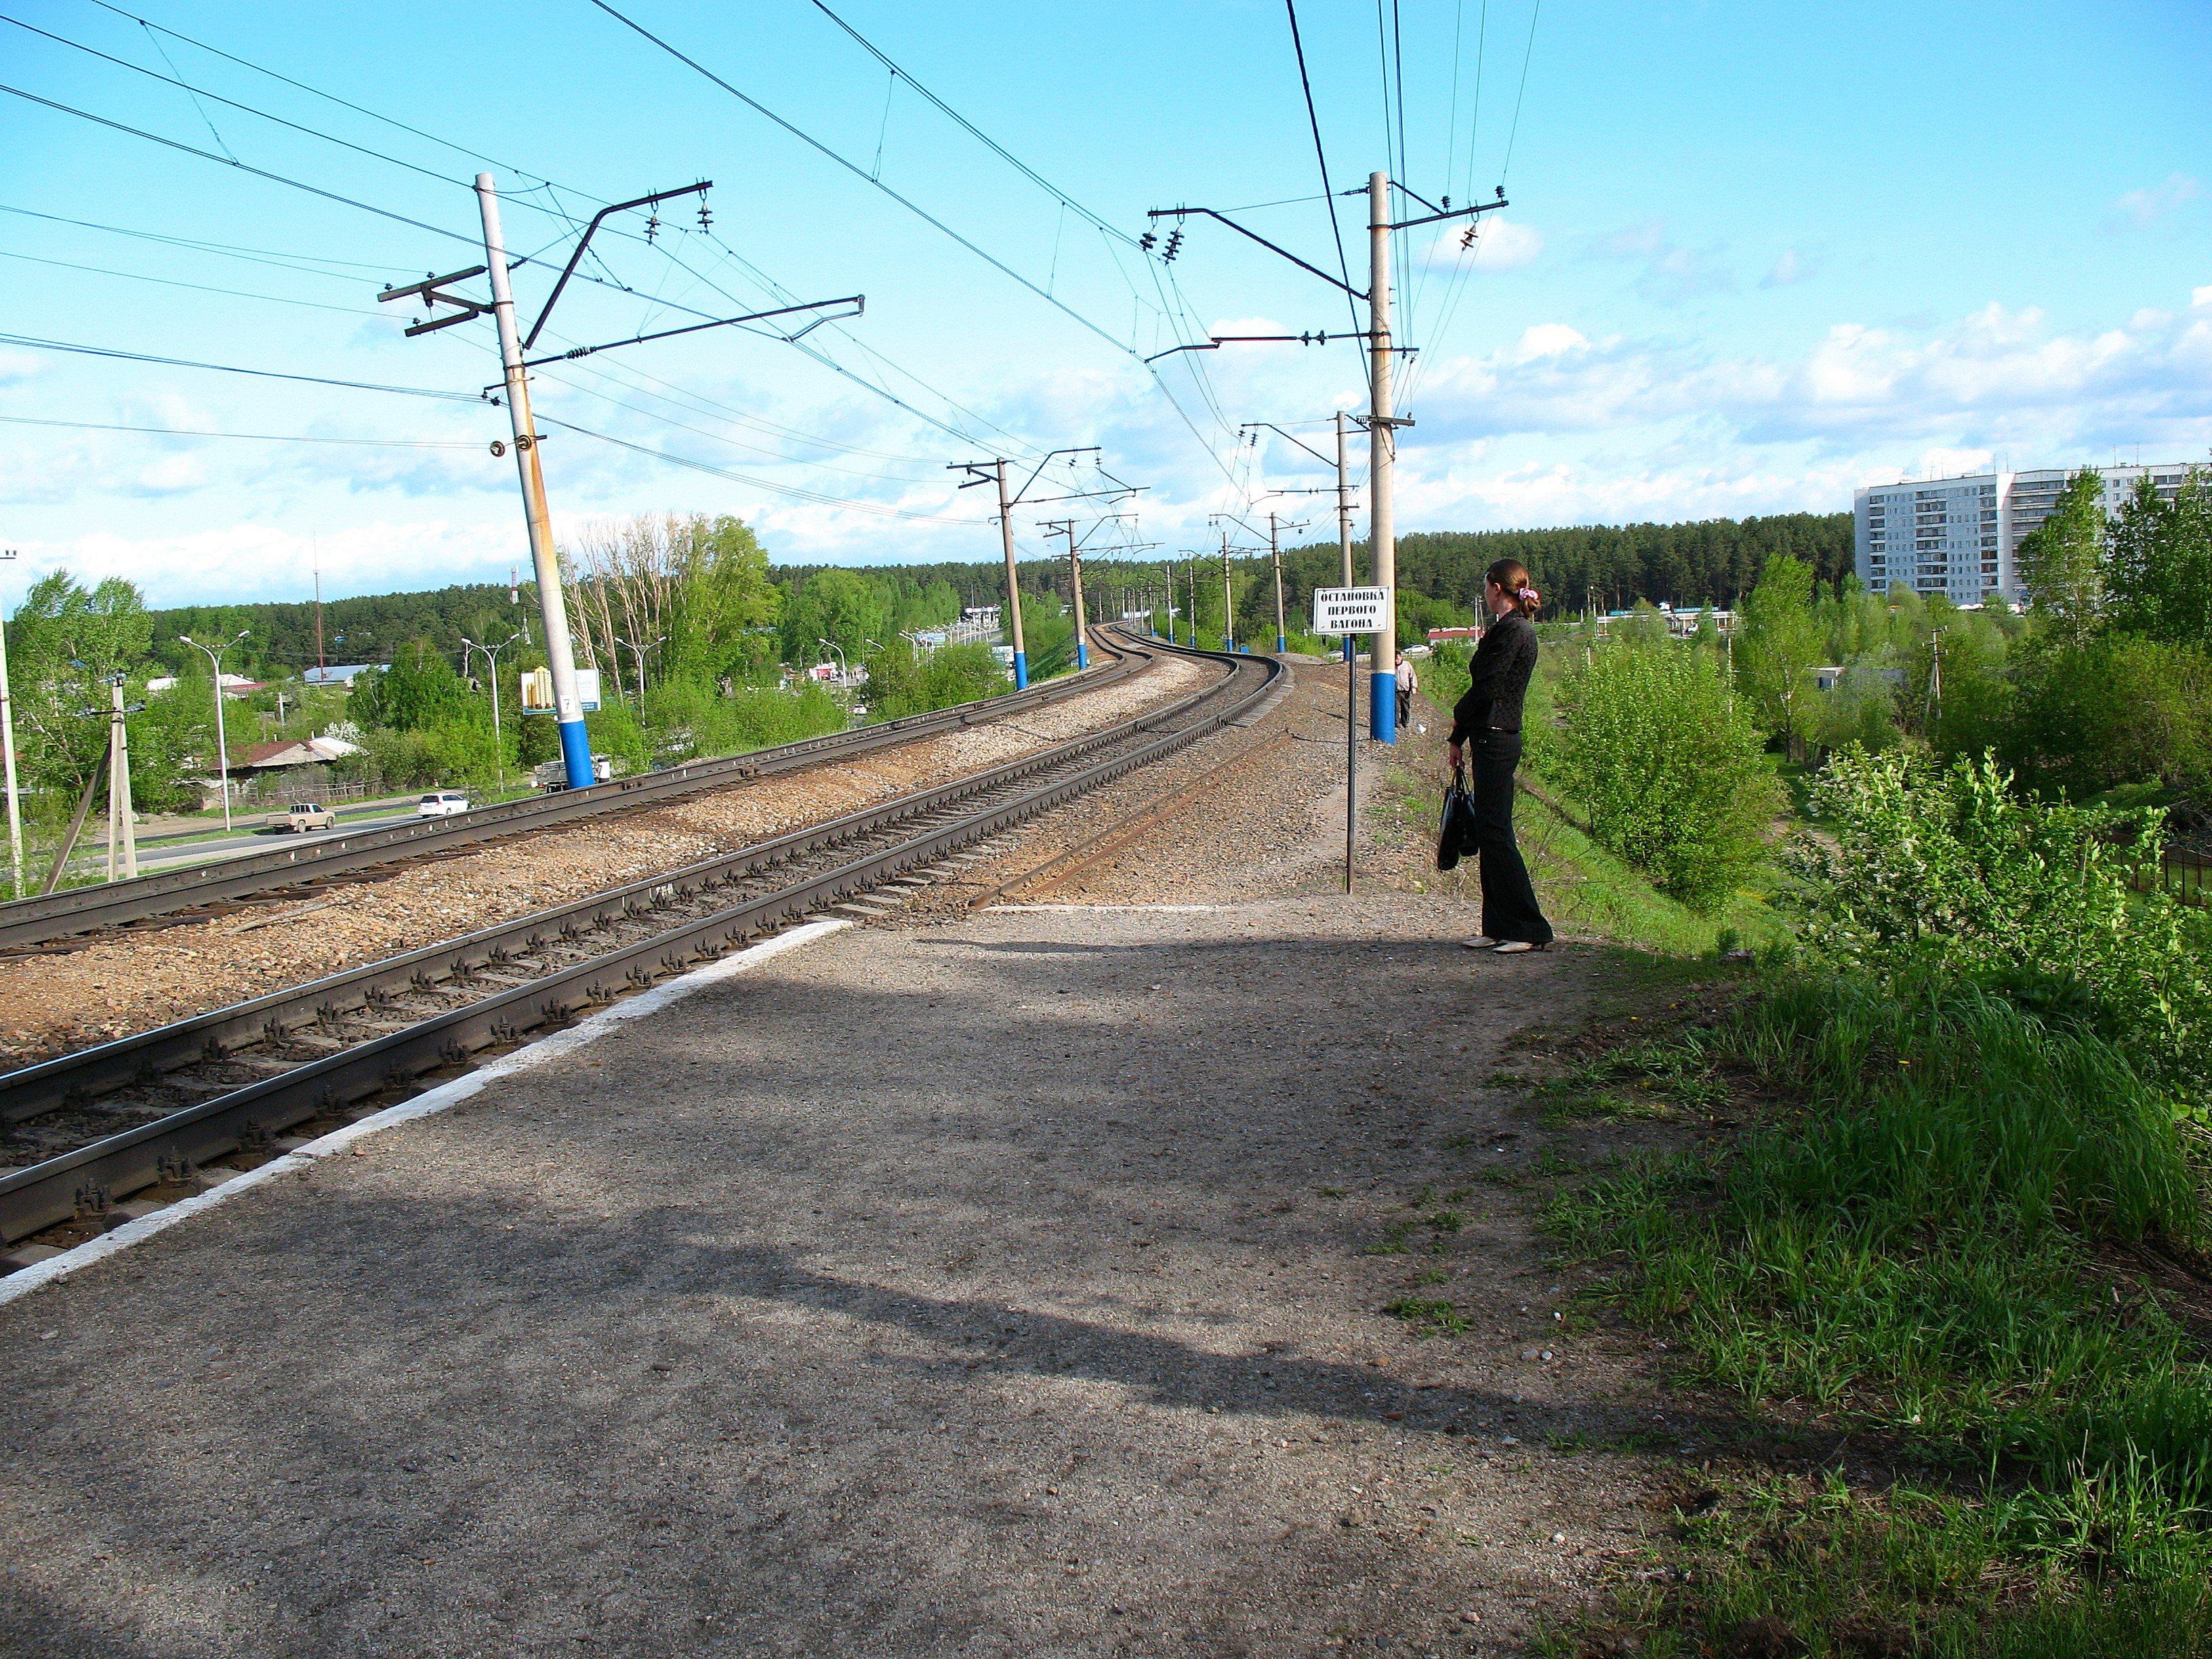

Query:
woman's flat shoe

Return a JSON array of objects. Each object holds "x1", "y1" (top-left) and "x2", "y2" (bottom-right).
[
  {"x1": 1492, "y1": 940, "x2": 1544, "y2": 954},
  {"x1": 1460, "y1": 936, "x2": 1498, "y2": 950}
]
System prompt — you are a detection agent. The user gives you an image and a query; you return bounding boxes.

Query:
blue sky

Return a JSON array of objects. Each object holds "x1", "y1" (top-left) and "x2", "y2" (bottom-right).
[{"x1": 1, "y1": 0, "x2": 2207, "y2": 605}]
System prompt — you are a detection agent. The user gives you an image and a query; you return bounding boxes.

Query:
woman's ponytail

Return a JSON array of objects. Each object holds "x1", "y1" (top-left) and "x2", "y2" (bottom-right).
[{"x1": 1486, "y1": 558, "x2": 1542, "y2": 618}]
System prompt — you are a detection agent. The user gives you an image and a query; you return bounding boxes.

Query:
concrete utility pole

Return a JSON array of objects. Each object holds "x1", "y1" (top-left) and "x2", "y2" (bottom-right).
[
  {"x1": 1063, "y1": 525, "x2": 1089, "y2": 671},
  {"x1": 1269, "y1": 511, "x2": 1288, "y2": 655},
  {"x1": 181, "y1": 630, "x2": 247, "y2": 833},
  {"x1": 992, "y1": 464, "x2": 1029, "y2": 687},
  {"x1": 104, "y1": 680, "x2": 136, "y2": 882},
  {"x1": 0, "y1": 550, "x2": 21, "y2": 899},
  {"x1": 1219, "y1": 534, "x2": 1237, "y2": 654},
  {"x1": 1367, "y1": 171, "x2": 1398, "y2": 743},
  {"x1": 478, "y1": 173, "x2": 595, "y2": 792},
  {"x1": 1336, "y1": 410, "x2": 1357, "y2": 665}
]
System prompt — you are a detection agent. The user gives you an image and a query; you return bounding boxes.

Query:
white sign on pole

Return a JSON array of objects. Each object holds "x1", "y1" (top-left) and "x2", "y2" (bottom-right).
[{"x1": 1311, "y1": 586, "x2": 1391, "y2": 636}]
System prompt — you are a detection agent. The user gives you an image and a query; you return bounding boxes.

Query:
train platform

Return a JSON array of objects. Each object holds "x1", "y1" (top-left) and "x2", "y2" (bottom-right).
[{"x1": 0, "y1": 893, "x2": 1674, "y2": 1658}]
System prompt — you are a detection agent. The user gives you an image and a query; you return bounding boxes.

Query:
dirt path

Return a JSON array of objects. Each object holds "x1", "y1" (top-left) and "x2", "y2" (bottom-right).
[{"x1": 0, "y1": 657, "x2": 1202, "y2": 1069}]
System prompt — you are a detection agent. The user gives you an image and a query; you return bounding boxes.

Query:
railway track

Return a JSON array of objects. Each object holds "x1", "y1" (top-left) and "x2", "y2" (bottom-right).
[
  {"x1": 0, "y1": 634, "x2": 1279, "y2": 1257},
  {"x1": 0, "y1": 632, "x2": 1149, "y2": 954}
]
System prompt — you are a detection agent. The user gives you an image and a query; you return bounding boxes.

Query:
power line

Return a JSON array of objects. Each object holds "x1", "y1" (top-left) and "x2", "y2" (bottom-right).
[
  {"x1": 2, "y1": 16, "x2": 474, "y2": 194},
  {"x1": 0, "y1": 247, "x2": 375, "y2": 315},
  {"x1": 1501, "y1": 0, "x2": 1542, "y2": 186},
  {"x1": 0, "y1": 331, "x2": 480, "y2": 401},
  {"x1": 77, "y1": 0, "x2": 537, "y2": 178},
  {"x1": 0, "y1": 413, "x2": 478, "y2": 447},
  {"x1": 535, "y1": 415, "x2": 981, "y2": 525},
  {"x1": 801, "y1": 0, "x2": 1136, "y2": 247},
  {"x1": 1282, "y1": 0, "x2": 1368, "y2": 384},
  {"x1": 581, "y1": 0, "x2": 1143, "y2": 364},
  {"x1": 0, "y1": 201, "x2": 401, "y2": 280},
  {"x1": 0, "y1": 81, "x2": 482, "y2": 252}
]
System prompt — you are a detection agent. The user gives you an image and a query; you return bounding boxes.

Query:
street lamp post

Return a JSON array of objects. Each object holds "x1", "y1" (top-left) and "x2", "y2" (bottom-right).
[
  {"x1": 611, "y1": 634, "x2": 665, "y2": 710},
  {"x1": 180, "y1": 630, "x2": 249, "y2": 832},
  {"x1": 462, "y1": 632, "x2": 523, "y2": 790},
  {"x1": 816, "y1": 638, "x2": 850, "y2": 685}
]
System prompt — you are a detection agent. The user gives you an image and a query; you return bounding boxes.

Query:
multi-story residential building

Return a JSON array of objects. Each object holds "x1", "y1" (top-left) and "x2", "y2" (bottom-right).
[{"x1": 1851, "y1": 462, "x2": 2194, "y2": 605}]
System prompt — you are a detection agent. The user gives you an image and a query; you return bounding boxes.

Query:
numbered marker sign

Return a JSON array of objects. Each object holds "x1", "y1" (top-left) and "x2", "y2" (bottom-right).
[{"x1": 1311, "y1": 586, "x2": 1391, "y2": 636}]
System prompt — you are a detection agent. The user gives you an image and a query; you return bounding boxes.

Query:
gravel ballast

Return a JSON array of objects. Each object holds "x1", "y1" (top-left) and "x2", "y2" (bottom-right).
[{"x1": 0, "y1": 656, "x2": 1203, "y2": 1071}]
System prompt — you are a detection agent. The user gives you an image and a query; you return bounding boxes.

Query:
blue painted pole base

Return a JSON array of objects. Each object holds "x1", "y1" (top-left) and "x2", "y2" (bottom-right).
[
  {"x1": 1076, "y1": 642, "x2": 1089, "y2": 670},
  {"x1": 1012, "y1": 650, "x2": 1029, "y2": 689},
  {"x1": 1341, "y1": 637, "x2": 1354, "y2": 663},
  {"x1": 1370, "y1": 670, "x2": 1397, "y2": 743},
  {"x1": 557, "y1": 717, "x2": 594, "y2": 789},
  {"x1": 1275, "y1": 634, "x2": 1287, "y2": 654}
]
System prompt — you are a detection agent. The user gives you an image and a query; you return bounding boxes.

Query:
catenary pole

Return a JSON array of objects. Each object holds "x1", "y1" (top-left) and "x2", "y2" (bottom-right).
[
  {"x1": 1336, "y1": 409, "x2": 1356, "y2": 665},
  {"x1": 478, "y1": 173, "x2": 594, "y2": 792},
  {"x1": 994, "y1": 462, "x2": 1029, "y2": 688},
  {"x1": 1367, "y1": 171, "x2": 1397, "y2": 741},
  {"x1": 0, "y1": 556, "x2": 21, "y2": 898},
  {"x1": 1220, "y1": 533, "x2": 1236, "y2": 653},
  {"x1": 1269, "y1": 511, "x2": 1288, "y2": 655},
  {"x1": 1064, "y1": 524, "x2": 1088, "y2": 671},
  {"x1": 106, "y1": 679, "x2": 137, "y2": 881}
]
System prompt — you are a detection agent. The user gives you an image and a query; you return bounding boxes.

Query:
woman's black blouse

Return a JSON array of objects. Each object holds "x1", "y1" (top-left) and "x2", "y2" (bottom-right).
[{"x1": 1448, "y1": 613, "x2": 1538, "y2": 742}]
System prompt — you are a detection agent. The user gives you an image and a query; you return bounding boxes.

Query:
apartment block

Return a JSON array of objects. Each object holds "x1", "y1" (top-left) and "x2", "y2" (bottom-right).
[{"x1": 1852, "y1": 462, "x2": 2194, "y2": 605}]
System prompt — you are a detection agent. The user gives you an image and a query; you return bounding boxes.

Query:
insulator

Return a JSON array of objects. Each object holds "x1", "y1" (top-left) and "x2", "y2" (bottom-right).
[
  {"x1": 646, "y1": 213, "x2": 659, "y2": 243},
  {"x1": 1460, "y1": 225, "x2": 1478, "y2": 250},
  {"x1": 1139, "y1": 230, "x2": 1156, "y2": 251}
]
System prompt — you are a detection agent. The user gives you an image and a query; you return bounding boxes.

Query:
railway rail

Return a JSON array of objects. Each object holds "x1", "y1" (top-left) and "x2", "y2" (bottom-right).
[
  {"x1": 0, "y1": 633, "x2": 1279, "y2": 1254},
  {"x1": 0, "y1": 632, "x2": 1150, "y2": 954}
]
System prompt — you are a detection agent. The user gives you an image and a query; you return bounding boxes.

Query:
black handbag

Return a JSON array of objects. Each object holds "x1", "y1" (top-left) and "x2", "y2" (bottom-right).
[{"x1": 1437, "y1": 764, "x2": 1478, "y2": 871}]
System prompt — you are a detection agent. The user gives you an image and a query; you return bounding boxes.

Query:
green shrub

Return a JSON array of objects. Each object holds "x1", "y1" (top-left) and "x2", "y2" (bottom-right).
[
  {"x1": 1793, "y1": 749, "x2": 2212, "y2": 1089},
  {"x1": 1546, "y1": 637, "x2": 1780, "y2": 913},
  {"x1": 862, "y1": 642, "x2": 1007, "y2": 720}
]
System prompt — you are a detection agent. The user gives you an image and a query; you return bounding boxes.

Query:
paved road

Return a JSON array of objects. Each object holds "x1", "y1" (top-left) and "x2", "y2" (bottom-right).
[{"x1": 0, "y1": 896, "x2": 1667, "y2": 1658}]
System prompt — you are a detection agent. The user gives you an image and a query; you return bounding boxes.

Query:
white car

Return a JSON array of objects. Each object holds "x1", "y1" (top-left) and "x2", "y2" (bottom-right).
[{"x1": 417, "y1": 791, "x2": 471, "y2": 819}]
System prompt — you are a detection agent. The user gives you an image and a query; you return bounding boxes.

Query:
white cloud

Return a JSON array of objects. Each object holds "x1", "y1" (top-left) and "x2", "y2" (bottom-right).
[
  {"x1": 1761, "y1": 248, "x2": 1815, "y2": 288},
  {"x1": 2106, "y1": 173, "x2": 2200, "y2": 230},
  {"x1": 1424, "y1": 217, "x2": 1544, "y2": 272},
  {"x1": 1595, "y1": 219, "x2": 1735, "y2": 304},
  {"x1": 0, "y1": 350, "x2": 41, "y2": 386}
]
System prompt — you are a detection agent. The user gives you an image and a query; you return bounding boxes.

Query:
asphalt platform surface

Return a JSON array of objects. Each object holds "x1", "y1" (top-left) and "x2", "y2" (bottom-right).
[{"x1": 0, "y1": 895, "x2": 1668, "y2": 1658}]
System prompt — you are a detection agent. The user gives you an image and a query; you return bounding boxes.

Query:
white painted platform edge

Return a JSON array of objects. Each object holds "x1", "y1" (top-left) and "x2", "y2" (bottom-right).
[
  {"x1": 983, "y1": 903, "x2": 1230, "y2": 914},
  {"x1": 0, "y1": 918, "x2": 853, "y2": 1309}
]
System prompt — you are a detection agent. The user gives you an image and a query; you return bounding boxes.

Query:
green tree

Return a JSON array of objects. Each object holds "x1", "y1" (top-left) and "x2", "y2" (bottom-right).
[
  {"x1": 779, "y1": 567, "x2": 888, "y2": 663},
  {"x1": 2013, "y1": 468, "x2": 2108, "y2": 648},
  {"x1": 7, "y1": 571, "x2": 163, "y2": 802},
  {"x1": 1734, "y1": 554, "x2": 1824, "y2": 759},
  {"x1": 1549, "y1": 636, "x2": 1780, "y2": 912},
  {"x1": 346, "y1": 640, "x2": 472, "y2": 732},
  {"x1": 2108, "y1": 466, "x2": 2212, "y2": 649}
]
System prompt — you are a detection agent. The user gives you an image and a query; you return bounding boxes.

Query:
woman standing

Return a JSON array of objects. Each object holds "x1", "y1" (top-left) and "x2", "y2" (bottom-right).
[{"x1": 1446, "y1": 559, "x2": 1553, "y2": 954}]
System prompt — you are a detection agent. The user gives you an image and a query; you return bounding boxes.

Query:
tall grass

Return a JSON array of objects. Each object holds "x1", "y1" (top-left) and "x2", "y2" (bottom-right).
[{"x1": 1548, "y1": 971, "x2": 2212, "y2": 1650}]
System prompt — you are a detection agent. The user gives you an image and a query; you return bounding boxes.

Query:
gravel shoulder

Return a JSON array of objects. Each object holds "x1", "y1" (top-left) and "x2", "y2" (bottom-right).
[
  {"x1": 0, "y1": 656, "x2": 1204, "y2": 1069},
  {"x1": 0, "y1": 661, "x2": 1697, "y2": 1657}
]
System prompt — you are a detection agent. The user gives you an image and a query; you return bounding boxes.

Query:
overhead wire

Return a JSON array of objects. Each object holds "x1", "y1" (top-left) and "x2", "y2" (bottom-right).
[
  {"x1": 1282, "y1": 0, "x2": 1369, "y2": 386},
  {"x1": 0, "y1": 330, "x2": 483, "y2": 401},
  {"x1": 581, "y1": 0, "x2": 1244, "y2": 486},
  {"x1": 531, "y1": 415, "x2": 983, "y2": 525},
  {"x1": 0, "y1": 413, "x2": 479, "y2": 447},
  {"x1": 0, "y1": 247, "x2": 380, "y2": 314}
]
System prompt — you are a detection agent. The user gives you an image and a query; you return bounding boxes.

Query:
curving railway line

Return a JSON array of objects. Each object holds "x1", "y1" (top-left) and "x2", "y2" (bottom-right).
[
  {"x1": 0, "y1": 630, "x2": 1153, "y2": 954},
  {"x1": 0, "y1": 632, "x2": 1281, "y2": 1258}
]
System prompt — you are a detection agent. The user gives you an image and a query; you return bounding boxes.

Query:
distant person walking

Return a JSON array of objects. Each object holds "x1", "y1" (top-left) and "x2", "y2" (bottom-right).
[
  {"x1": 1394, "y1": 650, "x2": 1418, "y2": 730},
  {"x1": 1447, "y1": 560, "x2": 1553, "y2": 954}
]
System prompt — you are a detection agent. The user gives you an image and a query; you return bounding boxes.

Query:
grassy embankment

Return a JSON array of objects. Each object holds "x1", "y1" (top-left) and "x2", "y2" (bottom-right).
[{"x1": 1371, "y1": 678, "x2": 2212, "y2": 1654}]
